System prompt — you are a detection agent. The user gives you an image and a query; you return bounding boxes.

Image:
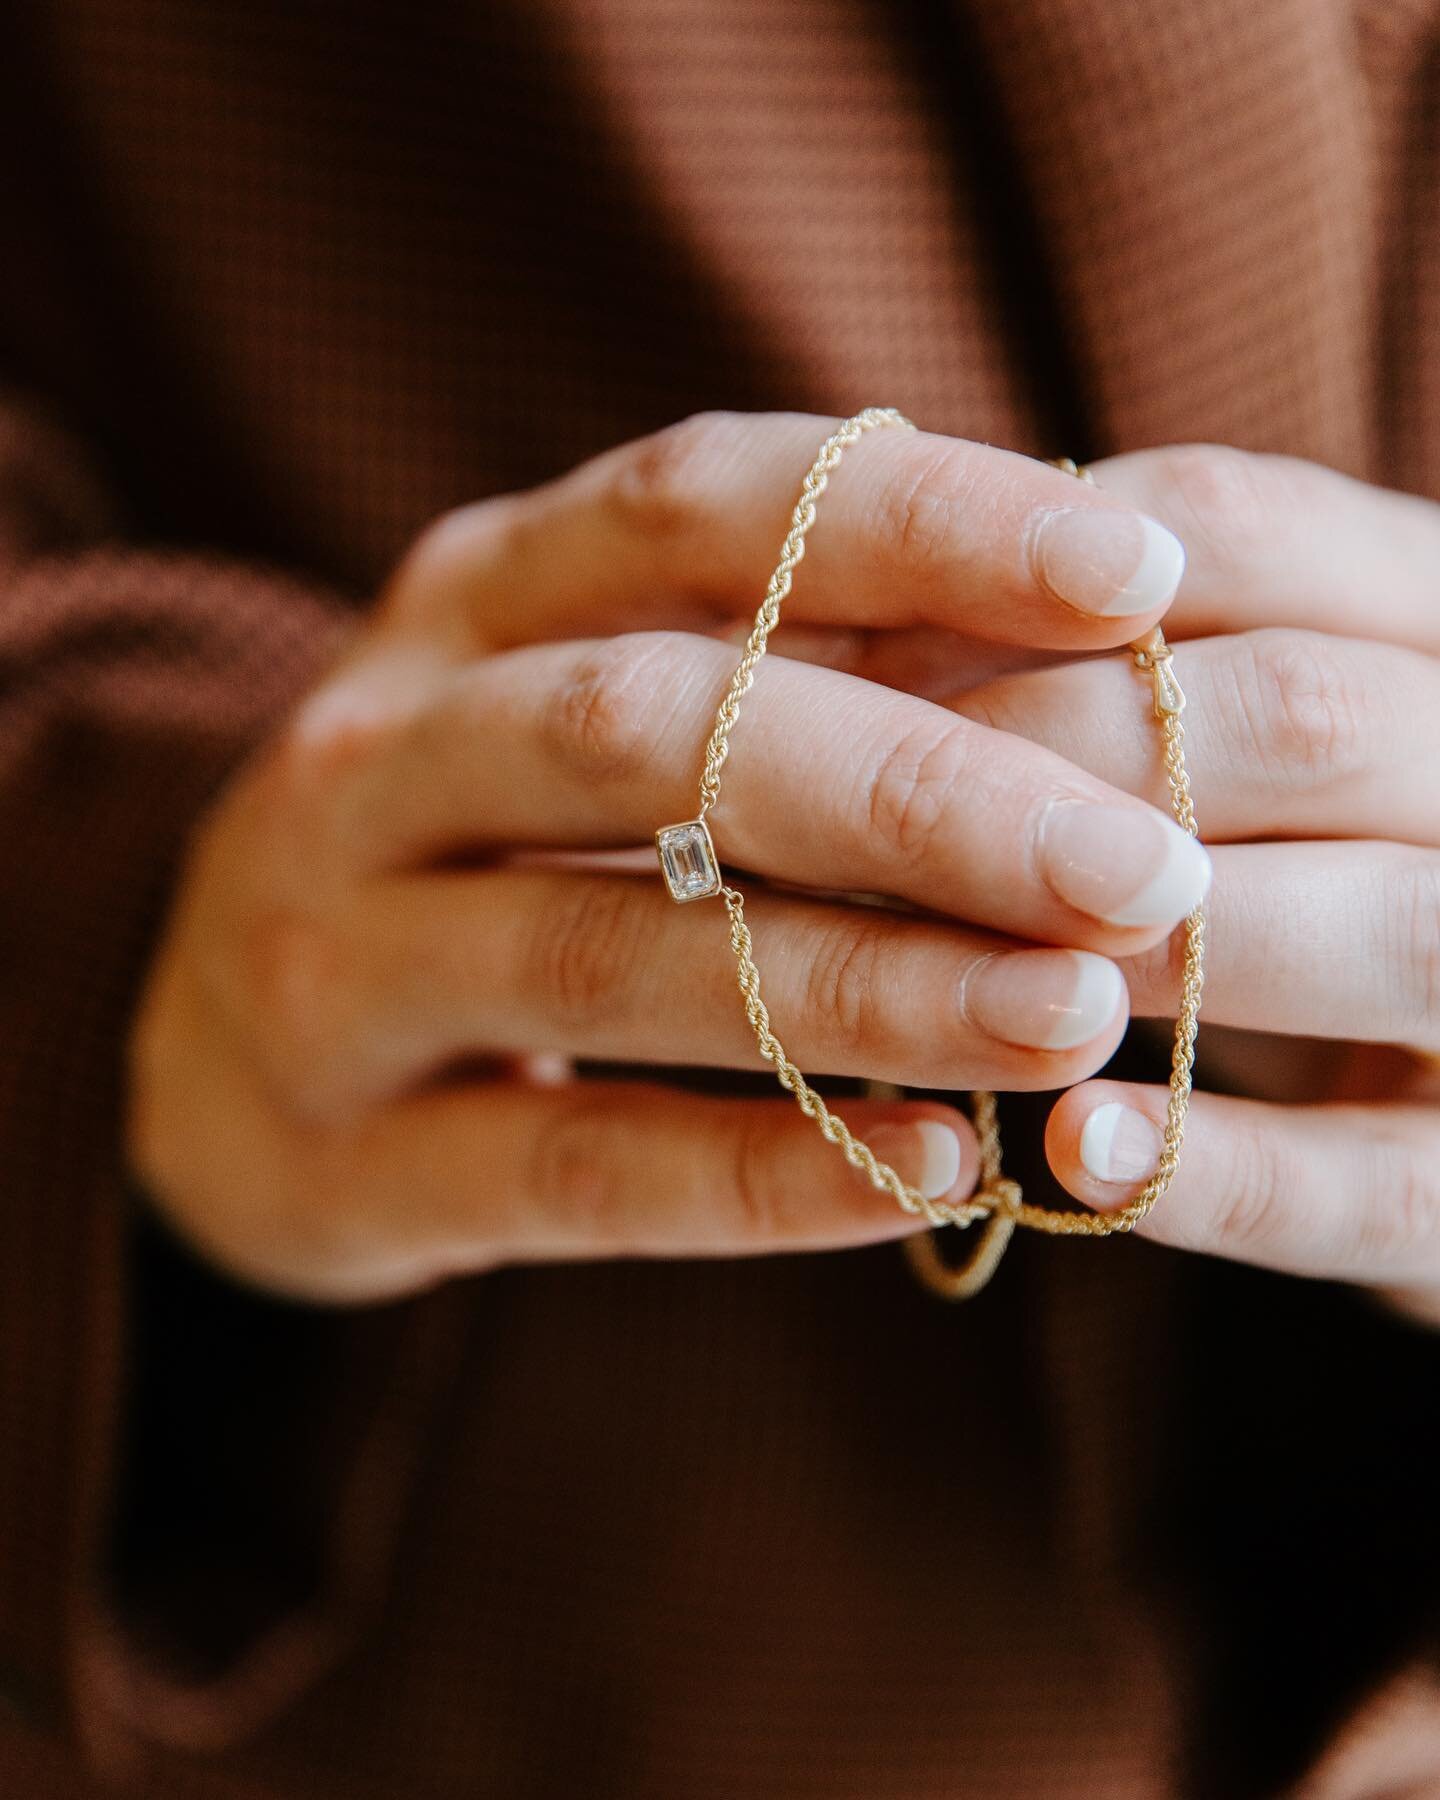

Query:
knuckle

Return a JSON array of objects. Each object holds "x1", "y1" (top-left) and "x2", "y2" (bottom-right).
[
  {"x1": 863, "y1": 719, "x2": 970, "y2": 868},
  {"x1": 533, "y1": 878, "x2": 645, "y2": 1035},
  {"x1": 240, "y1": 908, "x2": 352, "y2": 1109},
  {"x1": 541, "y1": 631, "x2": 677, "y2": 785},
  {"x1": 404, "y1": 498, "x2": 508, "y2": 584},
  {"x1": 728, "y1": 1107, "x2": 787, "y2": 1242},
  {"x1": 527, "y1": 1095, "x2": 628, "y2": 1239},
  {"x1": 1208, "y1": 1128, "x2": 1301, "y2": 1259},
  {"x1": 1147, "y1": 444, "x2": 1280, "y2": 578},
  {"x1": 1354, "y1": 1138, "x2": 1440, "y2": 1270},
  {"x1": 271, "y1": 676, "x2": 413, "y2": 849},
  {"x1": 275, "y1": 707, "x2": 384, "y2": 800},
  {"x1": 386, "y1": 496, "x2": 521, "y2": 630},
  {"x1": 871, "y1": 442, "x2": 975, "y2": 582},
  {"x1": 605, "y1": 411, "x2": 735, "y2": 543},
  {"x1": 805, "y1": 914, "x2": 894, "y2": 1059},
  {"x1": 1229, "y1": 629, "x2": 1367, "y2": 790},
  {"x1": 523, "y1": 1102, "x2": 577, "y2": 1229}
]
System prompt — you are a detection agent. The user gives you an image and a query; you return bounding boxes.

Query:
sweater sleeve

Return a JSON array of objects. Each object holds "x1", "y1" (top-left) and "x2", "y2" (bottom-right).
[{"x1": 0, "y1": 397, "x2": 464, "y2": 1778}]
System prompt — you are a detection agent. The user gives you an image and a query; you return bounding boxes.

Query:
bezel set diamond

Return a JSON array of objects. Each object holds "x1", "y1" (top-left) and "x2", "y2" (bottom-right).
[{"x1": 655, "y1": 818, "x2": 721, "y2": 903}]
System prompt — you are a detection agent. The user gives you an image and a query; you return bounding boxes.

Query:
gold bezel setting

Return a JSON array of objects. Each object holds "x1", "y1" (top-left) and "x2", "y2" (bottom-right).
[{"x1": 655, "y1": 818, "x2": 722, "y2": 903}]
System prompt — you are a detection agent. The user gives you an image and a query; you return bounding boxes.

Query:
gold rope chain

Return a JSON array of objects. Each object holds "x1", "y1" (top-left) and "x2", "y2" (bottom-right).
[{"x1": 653, "y1": 409, "x2": 1206, "y2": 1299}]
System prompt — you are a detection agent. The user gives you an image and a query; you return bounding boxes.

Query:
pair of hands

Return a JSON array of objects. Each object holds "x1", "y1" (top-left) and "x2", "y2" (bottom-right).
[{"x1": 126, "y1": 412, "x2": 1440, "y2": 1319}]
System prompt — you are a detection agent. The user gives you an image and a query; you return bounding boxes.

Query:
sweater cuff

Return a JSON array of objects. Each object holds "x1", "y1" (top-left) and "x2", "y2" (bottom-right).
[{"x1": 0, "y1": 548, "x2": 462, "y2": 1775}]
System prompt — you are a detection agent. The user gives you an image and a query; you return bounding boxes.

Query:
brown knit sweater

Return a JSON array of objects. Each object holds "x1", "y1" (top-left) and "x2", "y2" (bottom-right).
[{"x1": 2, "y1": 2, "x2": 1438, "y2": 1795}]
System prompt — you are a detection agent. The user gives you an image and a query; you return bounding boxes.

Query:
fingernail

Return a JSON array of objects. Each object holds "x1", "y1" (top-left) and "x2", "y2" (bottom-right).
[
  {"x1": 867, "y1": 1121, "x2": 963, "y2": 1200},
  {"x1": 1079, "y1": 1101, "x2": 1162, "y2": 1185},
  {"x1": 1031, "y1": 507, "x2": 1186, "y2": 618},
  {"x1": 965, "y1": 949, "x2": 1125, "y2": 1051},
  {"x1": 1039, "y1": 801, "x2": 1211, "y2": 929}
]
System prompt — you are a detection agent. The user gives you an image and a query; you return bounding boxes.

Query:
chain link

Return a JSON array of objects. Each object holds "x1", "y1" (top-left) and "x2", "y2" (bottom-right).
[
  {"x1": 689, "y1": 411, "x2": 1205, "y2": 1298},
  {"x1": 695, "y1": 409, "x2": 902, "y2": 822}
]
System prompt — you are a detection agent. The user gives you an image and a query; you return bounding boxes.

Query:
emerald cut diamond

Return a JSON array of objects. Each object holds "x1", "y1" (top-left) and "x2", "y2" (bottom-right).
[{"x1": 656, "y1": 818, "x2": 720, "y2": 903}]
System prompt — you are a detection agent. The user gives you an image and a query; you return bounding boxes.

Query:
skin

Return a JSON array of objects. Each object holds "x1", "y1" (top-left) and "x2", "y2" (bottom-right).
[{"x1": 126, "y1": 414, "x2": 1440, "y2": 1320}]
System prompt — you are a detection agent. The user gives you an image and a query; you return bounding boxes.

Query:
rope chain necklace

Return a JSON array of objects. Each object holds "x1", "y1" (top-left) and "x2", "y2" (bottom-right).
[{"x1": 654, "y1": 409, "x2": 1205, "y2": 1299}]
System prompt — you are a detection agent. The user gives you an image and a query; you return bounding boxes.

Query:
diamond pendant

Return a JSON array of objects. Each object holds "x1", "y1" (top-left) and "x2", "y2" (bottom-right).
[{"x1": 655, "y1": 818, "x2": 721, "y2": 902}]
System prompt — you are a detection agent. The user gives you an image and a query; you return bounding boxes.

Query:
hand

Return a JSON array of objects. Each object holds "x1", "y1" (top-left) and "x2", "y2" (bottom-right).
[
  {"x1": 939, "y1": 445, "x2": 1440, "y2": 1322},
  {"x1": 126, "y1": 413, "x2": 1210, "y2": 1301}
]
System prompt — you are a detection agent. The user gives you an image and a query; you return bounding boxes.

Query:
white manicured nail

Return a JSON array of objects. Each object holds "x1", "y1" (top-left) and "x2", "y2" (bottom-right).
[
  {"x1": 1031, "y1": 507, "x2": 1187, "y2": 618},
  {"x1": 868, "y1": 1121, "x2": 963, "y2": 1200},
  {"x1": 966, "y1": 949, "x2": 1125, "y2": 1051},
  {"x1": 1040, "y1": 802, "x2": 1212, "y2": 930},
  {"x1": 1079, "y1": 1102, "x2": 1163, "y2": 1185}
]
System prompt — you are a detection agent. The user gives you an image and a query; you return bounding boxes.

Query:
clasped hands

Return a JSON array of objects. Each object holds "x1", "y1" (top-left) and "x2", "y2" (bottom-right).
[{"x1": 127, "y1": 414, "x2": 1440, "y2": 1322}]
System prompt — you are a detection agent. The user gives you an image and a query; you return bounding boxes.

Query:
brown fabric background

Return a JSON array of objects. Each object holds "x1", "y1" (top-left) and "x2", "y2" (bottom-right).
[{"x1": 0, "y1": 1, "x2": 1438, "y2": 1794}]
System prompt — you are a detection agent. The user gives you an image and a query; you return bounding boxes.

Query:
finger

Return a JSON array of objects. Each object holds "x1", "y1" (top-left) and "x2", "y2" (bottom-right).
[
  {"x1": 282, "y1": 870, "x2": 1129, "y2": 1112},
  {"x1": 1045, "y1": 1081, "x2": 1440, "y2": 1291},
  {"x1": 324, "y1": 631, "x2": 1213, "y2": 954},
  {"x1": 953, "y1": 627, "x2": 1440, "y2": 848},
  {"x1": 708, "y1": 620, "x2": 1059, "y2": 702},
  {"x1": 1084, "y1": 444, "x2": 1440, "y2": 655},
  {"x1": 306, "y1": 1082, "x2": 980, "y2": 1299},
  {"x1": 1120, "y1": 841, "x2": 1440, "y2": 1051},
  {"x1": 386, "y1": 411, "x2": 1187, "y2": 652}
]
